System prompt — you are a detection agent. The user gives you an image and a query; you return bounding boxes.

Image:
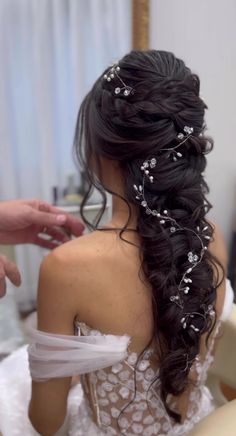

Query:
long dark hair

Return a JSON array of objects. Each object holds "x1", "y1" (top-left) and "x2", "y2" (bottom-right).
[{"x1": 74, "y1": 50, "x2": 223, "y2": 422}]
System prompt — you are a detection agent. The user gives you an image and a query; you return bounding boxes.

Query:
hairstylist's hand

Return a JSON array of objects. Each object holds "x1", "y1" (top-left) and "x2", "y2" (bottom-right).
[
  {"x1": 0, "y1": 199, "x2": 85, "y2": 249},
  {"x1": 0, "y1": 254, "x2": 21, "y2": 297}
]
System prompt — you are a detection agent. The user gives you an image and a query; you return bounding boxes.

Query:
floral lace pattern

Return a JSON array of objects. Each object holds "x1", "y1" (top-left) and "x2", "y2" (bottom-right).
[
  {"x1": 0, "y1": 322, "x2": 219, "y2": 436},
  {"x1": 67, "y1": 319, "x2": 217, "y2": 435},
  {"x1": 1, "y1": 280, "x2": 233, "y2": 435}
]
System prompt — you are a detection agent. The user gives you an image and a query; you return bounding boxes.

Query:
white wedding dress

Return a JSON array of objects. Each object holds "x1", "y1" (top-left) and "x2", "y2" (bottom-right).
[{"x1": 0, "y1": 280, "x2": 234, "y2": 436}]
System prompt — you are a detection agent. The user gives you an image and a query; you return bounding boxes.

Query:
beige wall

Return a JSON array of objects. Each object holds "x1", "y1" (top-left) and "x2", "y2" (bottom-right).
[{"x1": 150, "y1": 0, "x2": 236, "y2": 246}]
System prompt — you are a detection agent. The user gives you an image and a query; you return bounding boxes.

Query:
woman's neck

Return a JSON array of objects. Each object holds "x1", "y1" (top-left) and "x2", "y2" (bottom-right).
[{"x1": 107, "y1": 195, "x2": 138, "y2": 230}]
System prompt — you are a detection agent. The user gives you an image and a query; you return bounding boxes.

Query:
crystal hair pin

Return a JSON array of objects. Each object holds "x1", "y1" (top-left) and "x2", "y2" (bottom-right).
[{"x1": 103, "y1": 63, "x2": 134, "y2": 97}]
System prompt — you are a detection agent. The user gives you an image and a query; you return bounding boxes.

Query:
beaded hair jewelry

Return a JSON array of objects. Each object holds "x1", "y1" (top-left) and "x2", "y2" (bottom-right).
[
  {"x1": 103, "y1": 62, "x2": 134, "y2": 97},
  {"x1": 103, "y1": 62, "x2": 215, "y2": 336},
  {"x1": 134, "y1": 126, "x2": 215, "y2": 335}
]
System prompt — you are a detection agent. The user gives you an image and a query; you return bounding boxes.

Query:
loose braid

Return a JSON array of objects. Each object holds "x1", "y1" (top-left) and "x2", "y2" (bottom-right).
[{"x1": 74, "y1": 50, "x2": 224, "y2": 422}]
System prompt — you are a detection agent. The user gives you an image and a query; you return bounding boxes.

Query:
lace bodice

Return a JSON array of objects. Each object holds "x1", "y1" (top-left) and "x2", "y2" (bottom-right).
[
  {"x1": 70, "y1": 319, "x2": 216, "y2": 436},
  {"x1": 27, "y1": 279, "x2": 234, "y2": 435}
]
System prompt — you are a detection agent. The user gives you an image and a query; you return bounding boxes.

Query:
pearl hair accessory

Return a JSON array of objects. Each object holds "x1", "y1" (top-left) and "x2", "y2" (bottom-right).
[
  {"x1": 162, "y1": 125, "x2": 194, "y2": 161},
  {"x1": 103, "y1": 63, "x2": 134, "y2": 97},
  {"x1": 133, "y1": 126, "x2": 215, "y2": 336}
]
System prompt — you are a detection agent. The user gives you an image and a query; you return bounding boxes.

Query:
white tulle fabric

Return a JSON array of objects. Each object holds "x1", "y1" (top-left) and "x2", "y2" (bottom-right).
[
  {"x1": 0, "y1": 280, "x2": 233, "y2": 435},
  {"x1": 28, "y1": 279, "x2": 234, "y2": 382},
  {"x1": 28, "y1": 328, "x2": 130, "y2": 381},
  {"x1": 220, "y1": 279, "x2": 234, "y2": 321}
]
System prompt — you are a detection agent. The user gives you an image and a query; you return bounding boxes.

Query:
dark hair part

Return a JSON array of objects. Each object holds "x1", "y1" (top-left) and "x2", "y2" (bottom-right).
[{"x1": 74, "y1": 50, "x2": 224, "y2": 422}]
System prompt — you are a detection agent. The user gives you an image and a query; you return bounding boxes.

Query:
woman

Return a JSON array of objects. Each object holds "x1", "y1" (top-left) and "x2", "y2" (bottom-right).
[{"x1": 2, "y1": 50, "x2": 233, "y2": 435}]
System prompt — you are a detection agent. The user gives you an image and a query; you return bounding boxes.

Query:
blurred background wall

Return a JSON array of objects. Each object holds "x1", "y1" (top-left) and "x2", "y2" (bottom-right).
[{"x1": 150, "y1": 0, "x2": 236, "y2": 246}]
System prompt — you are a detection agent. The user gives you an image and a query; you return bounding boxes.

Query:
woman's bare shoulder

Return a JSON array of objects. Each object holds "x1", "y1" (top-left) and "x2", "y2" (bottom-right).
[
  {"x1": 39, "y1": 231, "x2": 118, "y2": 304},
  {"x1": 50, "y1": 230, "x2": 118, "y2": 267},
  {"x1": 38, "y1": 229, "x2": 141, "y2": 329}
]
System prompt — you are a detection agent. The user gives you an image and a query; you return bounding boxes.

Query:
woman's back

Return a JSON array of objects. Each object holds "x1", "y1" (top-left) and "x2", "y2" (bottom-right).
[
  {"x1": 64, "y1": 229, "x2": 154, "y2": 348},
  {"x1": 50, "y1": 221, "x2": 226, "y2": 351},
  {"x1": 32, "y1": 220, "x2": 227, "y2": 435}
]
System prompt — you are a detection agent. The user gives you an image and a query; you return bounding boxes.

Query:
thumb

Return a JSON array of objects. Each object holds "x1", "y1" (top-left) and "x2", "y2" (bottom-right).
[
  {"x1": 31, "y1": 209, "x2": 67, "y2": 228},
  {"x1": 0, "y1": 255, "x2": 21, "y2": 297}
]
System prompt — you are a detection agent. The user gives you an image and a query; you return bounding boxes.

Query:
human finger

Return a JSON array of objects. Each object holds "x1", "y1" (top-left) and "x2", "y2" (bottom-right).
[
  {"x1": 0, "y1": 255, "x2": 21, "y2": 297},
  {"x1": 34, "y1": 235, "x2": 63, "y2": 250},
  {"x1": 30, "y1": 208, "x2": 67, "y2": 228},
  {"x1": 0, "y1": 261, "x2": 6, "y2": 297},
  {"x1": 39, "y1": 226, "x2": 70, "y2": 244},
  {"x1": 38, "y1": 203, "x2": 85, "y2": 236},
  {"x1": 61, "y1": 214, "x2": 85, "y2": 237}
]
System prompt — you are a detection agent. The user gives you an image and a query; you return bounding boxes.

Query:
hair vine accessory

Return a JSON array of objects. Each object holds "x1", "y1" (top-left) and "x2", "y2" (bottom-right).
[
  {"x1": 133, "y1": 125, "x2": 215, "y2": 335},
  {"x1": 134, "y1": 184, "x2": 209, "y2": 307},
  {"x1": 162, "y1": 125, "x2": 194, "y2": 161},
  {"x1": 103, "y1": 63, "x2": 134, "y2": 97}
]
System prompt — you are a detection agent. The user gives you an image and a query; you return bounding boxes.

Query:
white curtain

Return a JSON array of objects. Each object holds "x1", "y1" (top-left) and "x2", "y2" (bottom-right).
[{"x1": 0, "y1": 0, "x2": 131, "y2": 310}]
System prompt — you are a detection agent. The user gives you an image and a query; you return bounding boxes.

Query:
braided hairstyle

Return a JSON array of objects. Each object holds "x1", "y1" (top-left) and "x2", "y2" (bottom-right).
[{"x1": 74, "y1": 50, "x2": 223, "y2": 422}]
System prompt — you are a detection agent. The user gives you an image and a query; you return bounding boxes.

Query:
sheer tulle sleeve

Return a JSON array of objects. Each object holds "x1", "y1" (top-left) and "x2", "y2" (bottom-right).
[
  {"x1": 220, "y1": 279, "x2": 234, "y2": 322},
  {"x1": 28, "y1": 329, "x2": 130, "y2": 381}
]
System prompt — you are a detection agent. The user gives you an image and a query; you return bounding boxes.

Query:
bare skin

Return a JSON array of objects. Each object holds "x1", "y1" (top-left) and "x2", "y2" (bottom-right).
[{"x1": 29, "y1": 162, "x2": 227, "y2": 435}]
